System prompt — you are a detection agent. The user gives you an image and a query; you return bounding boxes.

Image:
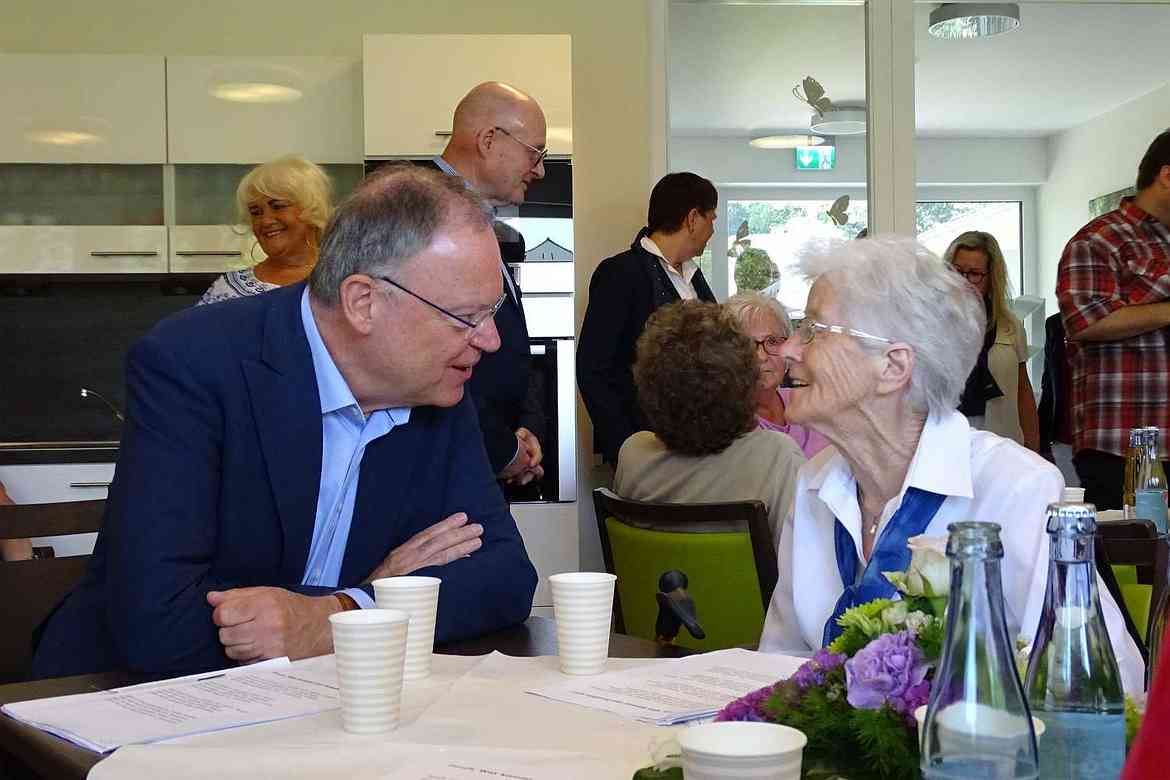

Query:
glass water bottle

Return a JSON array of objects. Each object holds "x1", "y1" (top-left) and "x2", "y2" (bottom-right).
[
  {"x1": 1135, "y1": 428, "x2": 1169, "y2": 533},
  {"x1": 1024, "y1": 502, "x2": 1125, "y2": 779},
  {"x1": 921, "y1": 522, "x2": 1039, "y2": 780},
  {"x1": 1123, "y1": 428, "x2": 1144, "y2": 513},
  {"x1": 1147, "y1": 553, "x2": 1170, "y2": 688}
]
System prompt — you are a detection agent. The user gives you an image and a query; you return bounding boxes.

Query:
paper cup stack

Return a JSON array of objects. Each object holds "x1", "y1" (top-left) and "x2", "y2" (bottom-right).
[
  {"x1": 328, "y1": 609, "x2": 410, "y2": 734},
  {"x1": 677, "y1": 722, "x2": 808, "y2": 780},
  {"x1": 549, "y1": 572, "x2": 617, "y2": 675},
  {"x1": 372, "y1": 576, "x2": 442, "y2": 681}
]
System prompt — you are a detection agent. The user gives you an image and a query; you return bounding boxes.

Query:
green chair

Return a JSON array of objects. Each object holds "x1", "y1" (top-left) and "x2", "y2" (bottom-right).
[
  {"x1": 1094, "y1": 519, "x2": 1169, "y2": 661},
  {"x1": 593, "y1": 487, "x2": 778, "y2": 652}
]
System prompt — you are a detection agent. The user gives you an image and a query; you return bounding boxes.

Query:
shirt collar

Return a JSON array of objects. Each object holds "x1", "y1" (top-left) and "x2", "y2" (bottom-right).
[
  {"x1": 807, "y1": 410, "x2": 974, "y2": 509},
  {"x1": 433, "y1": 156, "x2": 516, "y2": 218},
  {"x1": 300, "y1": 288, "x2": 411, "y2": 424},
  {"x1": 1119, "y1": 196, "x2": 1157, "y2": 224},
  {"x1": 639, "y1": 235, "x2": 698, "y2": 283}
]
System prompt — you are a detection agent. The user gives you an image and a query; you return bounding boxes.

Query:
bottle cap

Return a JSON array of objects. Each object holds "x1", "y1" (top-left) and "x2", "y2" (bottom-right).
[
  {"x1": 1061, "y1": 487, "x2": 1086, "y2": 502},
  {"x1": 1046, "y1": 501, "x2": 1097, "y2": 535}
]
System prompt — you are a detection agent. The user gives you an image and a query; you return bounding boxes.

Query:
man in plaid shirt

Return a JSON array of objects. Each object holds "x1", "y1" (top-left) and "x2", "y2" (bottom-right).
[{"x1": 1057, "y1": 129, "x2": 1170, "y2": 509}]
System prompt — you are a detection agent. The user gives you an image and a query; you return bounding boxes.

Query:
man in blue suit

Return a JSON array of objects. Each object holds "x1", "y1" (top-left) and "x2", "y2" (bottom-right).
[{"x1": 32, "y1": 165, "x2": 537, "y2": 678}]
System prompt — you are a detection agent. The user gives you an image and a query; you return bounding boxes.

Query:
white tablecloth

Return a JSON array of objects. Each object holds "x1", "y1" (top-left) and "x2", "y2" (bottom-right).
[{"x1": 88, "y1": 653, "x2": 679, "y2": 779}]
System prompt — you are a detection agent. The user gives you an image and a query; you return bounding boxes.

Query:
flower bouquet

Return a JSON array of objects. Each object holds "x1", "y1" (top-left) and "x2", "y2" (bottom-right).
[{"x1": 716, "y1": 536, "x2": 950, "y2": 780}]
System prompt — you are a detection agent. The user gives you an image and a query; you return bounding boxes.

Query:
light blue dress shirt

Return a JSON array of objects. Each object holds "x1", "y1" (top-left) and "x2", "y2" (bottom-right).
[{"x1": 299, "y1": 289, "x2": 411, "y2": 608}]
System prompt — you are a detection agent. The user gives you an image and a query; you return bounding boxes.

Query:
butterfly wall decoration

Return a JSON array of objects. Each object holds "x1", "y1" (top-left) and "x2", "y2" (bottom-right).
[
  {"x1": 792, "y1": 76, "x2": 835, "y2": 117},
  {"x1": 826, "y1": 195, "x2": 850, "y2": 226}
]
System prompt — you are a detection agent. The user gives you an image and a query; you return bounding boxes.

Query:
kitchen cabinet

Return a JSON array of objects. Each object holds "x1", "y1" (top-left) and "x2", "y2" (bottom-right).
[
  {"x1": 363, "y1": 34, "x2": 573, "y2": 158},
  {"x1": 0, "y1": 225, "x2": 166, "y2": 273},
  {"x1": 0, "y1": 54, "x2": 165, "y2": 164},
  {"x1": 168, "y1": 162, "x2": 365, "y2": 273},
  {"x1": 511, "y1": 502, "x2": 579, "y2": 609},
  {"x1": 0, "y1": 462, "x2": 114, "y2": 558},
  {"x1": 167, "y1": 56, "x2": 363, "y2": 165}
]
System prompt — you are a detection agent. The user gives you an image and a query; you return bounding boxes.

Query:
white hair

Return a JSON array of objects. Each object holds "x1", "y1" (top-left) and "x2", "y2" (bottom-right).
[
  {"x1": 798, "y1": 235, "x2": 985, "y2": 416},
  {"x1": 724, "y1": 291, "x2": 793, "y2": 338}
]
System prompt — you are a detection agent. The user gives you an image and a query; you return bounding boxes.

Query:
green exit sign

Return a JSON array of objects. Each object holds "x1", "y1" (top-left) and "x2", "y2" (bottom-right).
[{"x1": 794, "y1": 146, "x2": 836, "y2": 170}]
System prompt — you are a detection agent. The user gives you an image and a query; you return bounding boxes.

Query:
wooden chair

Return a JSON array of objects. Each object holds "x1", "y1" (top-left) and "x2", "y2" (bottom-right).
[
  {"x1": 0, "y1": 500, "x2": 104, "y2": 683},
  {"x1": 593, "y1": 488, "x2": 777, "y2": 652},
  {"x1": 1094, "y1": 519, "x2": 1169, "y2": 662}
]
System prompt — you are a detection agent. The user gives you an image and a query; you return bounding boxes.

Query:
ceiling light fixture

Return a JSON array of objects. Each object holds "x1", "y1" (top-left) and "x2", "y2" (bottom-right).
[
  {"x1": 928, "y1": 3, "x2": 1021, "y2": 39},
  {"x1": 750, "y1": 134, "x2": 825, "y2": 150},
  {"x1": 25, "y1": 129, "x2": 102, "y2": 146},
  {"x1": 810, "y1": 107, "x2": 866, "y2": 136}
]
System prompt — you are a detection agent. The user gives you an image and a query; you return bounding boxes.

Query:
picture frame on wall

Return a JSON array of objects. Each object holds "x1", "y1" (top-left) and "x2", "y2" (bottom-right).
[{"x1": 1089, "y1": 186, "x2": 1136, "y2": 218}]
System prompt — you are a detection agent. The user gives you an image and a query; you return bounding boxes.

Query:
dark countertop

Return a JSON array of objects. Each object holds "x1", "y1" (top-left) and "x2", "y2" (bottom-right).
[{"x1": 0, "y1": 442, "x2": 119, "y2": 466}]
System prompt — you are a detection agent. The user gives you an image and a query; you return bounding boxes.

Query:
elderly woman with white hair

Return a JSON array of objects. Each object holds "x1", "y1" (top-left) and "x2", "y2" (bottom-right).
[
  {"x1": 759, "y1": 236, "x2": 1144, "y2": 695},
  {"x1": 725, "y1": 292, "x2": 830, "y2": 458}
]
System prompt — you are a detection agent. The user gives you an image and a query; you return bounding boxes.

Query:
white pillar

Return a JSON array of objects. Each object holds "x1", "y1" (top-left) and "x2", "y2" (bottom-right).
[{"x1": 865, "y1": 0, "x2": 917, "y2": 235}]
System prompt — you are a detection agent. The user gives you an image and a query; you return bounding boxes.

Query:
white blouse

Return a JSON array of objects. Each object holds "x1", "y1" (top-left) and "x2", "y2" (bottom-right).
[{"x1": 759, "y1": 410, "x2": 1145, "y2": 696}]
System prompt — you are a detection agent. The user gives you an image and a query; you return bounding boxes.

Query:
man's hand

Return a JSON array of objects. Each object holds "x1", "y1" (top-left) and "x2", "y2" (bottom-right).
[
  {"x1": 500, "y1": 428, "x2": 545, "y2": 486},
  {"x1": 363, "y1": 512, "x2": 484, "y2": 583},
  {"x1": 207, "y1": 587, "x2": 343, "y2": 663}
]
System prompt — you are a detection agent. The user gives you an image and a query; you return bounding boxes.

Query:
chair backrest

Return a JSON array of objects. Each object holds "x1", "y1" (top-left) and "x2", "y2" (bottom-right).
[
  {"x1": 593, "y1": 488, "x2": 777, "y2": 652},
  {"x1": 0, "y1": 500, "x2": 105, "y2": 682},
  {"x1": 1094, "y1": 519, "x2": 1169, "y2": 661}
]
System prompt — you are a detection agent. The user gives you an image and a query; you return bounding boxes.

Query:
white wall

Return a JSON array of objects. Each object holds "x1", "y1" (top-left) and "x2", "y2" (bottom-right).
[
  {"x1": 670, "y1": 136, "x2": 1048, "y2": 187},
  {"x1": 1037, "y1": 82, "x2": 1170, "y2": 312}
]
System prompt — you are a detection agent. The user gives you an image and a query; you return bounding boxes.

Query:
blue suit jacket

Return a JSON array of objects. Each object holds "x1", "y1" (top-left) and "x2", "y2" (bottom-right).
[{"x1": 32, "y1": 284, "x2": 537, "y2": 679}]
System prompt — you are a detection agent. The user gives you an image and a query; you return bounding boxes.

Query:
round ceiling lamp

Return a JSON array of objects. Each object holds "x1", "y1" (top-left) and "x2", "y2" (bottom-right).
[
  {"x1": 928, "y1": 3, "x2": 1021, "y2": 39},
  {"x1": 810, "y1": 107, "x2": 866, "y2": 136},
  {"x1": 749, "y1": 134, "x2": 826, "y2": 150}
]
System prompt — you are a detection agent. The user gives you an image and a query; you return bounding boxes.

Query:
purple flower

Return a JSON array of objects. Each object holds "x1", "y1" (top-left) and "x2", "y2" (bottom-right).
[
  {"x1": 844, "y1": 630, "x2": 931, "y2": 716},
  {"x1": 715, "y1": 682, "x2": 777, "y2": 722},
  {"x1": 791, "y1": 648, "x2": 847, "y2": 690}
]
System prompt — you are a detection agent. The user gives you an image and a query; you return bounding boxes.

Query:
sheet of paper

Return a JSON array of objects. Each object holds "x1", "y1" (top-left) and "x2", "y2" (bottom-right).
[
  {"x1": 526, "y1": 647, "x2": 807, "y2": 724},
  {"x1": 1, "y1": 660, "x2": 340, "y2": 753}
]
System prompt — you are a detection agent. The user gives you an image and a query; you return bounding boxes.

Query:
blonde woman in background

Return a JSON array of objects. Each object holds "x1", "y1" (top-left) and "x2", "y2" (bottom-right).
[
  {"x1": 199, "y1": 155, "x2": 334, "y2": 305},
  {"x1": 944, "y1": 230, "x2": 1040, "y2": 450}
]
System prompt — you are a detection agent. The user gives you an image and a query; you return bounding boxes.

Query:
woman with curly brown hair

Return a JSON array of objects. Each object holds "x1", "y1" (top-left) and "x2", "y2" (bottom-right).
[{"x1": 612, "y1": 301, "x2": 806, "y2": 540}]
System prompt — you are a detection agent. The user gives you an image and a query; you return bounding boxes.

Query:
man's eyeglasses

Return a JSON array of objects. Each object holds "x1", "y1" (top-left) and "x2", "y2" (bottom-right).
[
  {"x1": 754, "y1": 335, "x2": 786, "y2": 356},
  {"x1": 794, "y1": 319, "x2": 893, "y2": 346},
  {"x1": 375, "y1": 276, "x2": 506, "y2": 337},
  {"x1": 952, "y1": 267, "x2": 989, "y2": 283},
  {"x1": 493, "y1": 126, "x2": 548, "y2": 167}
]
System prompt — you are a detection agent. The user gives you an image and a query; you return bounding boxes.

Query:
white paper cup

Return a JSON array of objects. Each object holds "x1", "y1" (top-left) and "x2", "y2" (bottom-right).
[
  {"x1": 372, "y1": 576, "x2": 441, "y2": 681},
  {"x1": 329, "y1": 608, "x2": 409, "y2": 734},
  {"x1": 549, "y1": 572, "x2": 616, "y2": 675},
  {"x1": 676, "y1": 721, "x2": 807, "y2": 780}
]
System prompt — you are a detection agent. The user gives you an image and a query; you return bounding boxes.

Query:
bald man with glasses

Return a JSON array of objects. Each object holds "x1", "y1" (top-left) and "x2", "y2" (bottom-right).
[{"x1": 433, "y1": 81, "x2": 548, "y2": 489}]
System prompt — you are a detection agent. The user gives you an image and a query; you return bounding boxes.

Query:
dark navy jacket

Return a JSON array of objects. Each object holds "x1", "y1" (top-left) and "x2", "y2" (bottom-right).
[{"x1": 32, "y1": 283, "x2": 537, "y2": 679}]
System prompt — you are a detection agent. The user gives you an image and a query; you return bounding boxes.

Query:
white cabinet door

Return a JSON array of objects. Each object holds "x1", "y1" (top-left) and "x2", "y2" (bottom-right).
[
  {"x1": 0, "y1": 226, "x2": 167, "y2": 273},
  {"x1": 167, "y1": 57, "x2": 363, "y2": 164},
  {"x1": 511, "y1": 502, "x2": 579, "y2": 608},
  {"x1": 0, "y1": 463, "x2": 115, "y2": 558},
  {"x1": 169, "y1": 226, "x2": 254, "y2": 273},
  {"x1": 363, "y1": 35, "x2": 572, "y2": 158},
  {"x1": 0, "y1": 55, "x2": 165, "y2": 164}
]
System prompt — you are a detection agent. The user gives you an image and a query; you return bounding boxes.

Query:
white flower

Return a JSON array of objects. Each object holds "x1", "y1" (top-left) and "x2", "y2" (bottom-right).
[
  {"x1": 881, "y1": 601, "x2": 909, "y2": 629},
  {"x1": 906, "y1": 534, "x2": 950, "y2": 597},
  {"x1": 904, "y1": 610, "x2": 931, "y2": 635}
]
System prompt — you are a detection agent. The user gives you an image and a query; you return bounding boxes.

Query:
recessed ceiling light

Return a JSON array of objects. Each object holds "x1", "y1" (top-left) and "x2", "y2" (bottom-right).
[
  {"x1": 928, "y1": 3, "x2": 1021, "y2": 39},
  {"x1": 208, "y1": 82, "x2": 303, "y2": 103},
  {"x1": 810, "y1": 107, "x2": 866, "y2": 136},
  {"x1": 25, "y1": 129, "x2": 102, "y2": 146},
  {"x1": 750, "y1": 134, "x2": 826, "y2": 150}
]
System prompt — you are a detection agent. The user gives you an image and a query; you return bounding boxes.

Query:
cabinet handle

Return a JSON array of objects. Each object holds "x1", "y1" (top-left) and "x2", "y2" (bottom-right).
[
  {"x1": 434, "y1": 130, "x2": 453, "y2": 137},
  {"x1": 175, "y1": 250, "x2": 243, "y2": 257},
  {"x1": 89, "y1": 251, "x2": 159, "y2": 257},
  {"x1": 68, "y1": 481, "x2": 111, "y2": 488}
]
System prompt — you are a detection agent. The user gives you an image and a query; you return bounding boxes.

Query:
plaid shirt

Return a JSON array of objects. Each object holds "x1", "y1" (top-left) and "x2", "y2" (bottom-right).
[{"x1": 1056, "y1": 198, "x2": 1170, "y2": 457}]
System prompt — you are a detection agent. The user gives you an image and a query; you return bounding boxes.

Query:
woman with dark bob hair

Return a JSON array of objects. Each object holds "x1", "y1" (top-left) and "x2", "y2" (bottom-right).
[{"x1": 613, "y1": 301, "x2": 805, "y2": 540}]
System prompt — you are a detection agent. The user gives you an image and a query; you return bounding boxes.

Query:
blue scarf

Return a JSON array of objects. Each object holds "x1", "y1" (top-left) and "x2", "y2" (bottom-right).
[{"x1": 821, "y1": 487, "x2": 947, "y2": 647}]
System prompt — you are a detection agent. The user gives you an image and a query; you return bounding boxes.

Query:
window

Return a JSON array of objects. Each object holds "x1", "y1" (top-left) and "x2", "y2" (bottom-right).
[
  {"x1": 725, "y1": 199, "x2": 869, "y2": 314},
  {"x1": 724, "y1": 198, "x2": 1024, "y2": 315},
  {"x1": 915, "y1": 201, "x2": 1023, "y2": 297}
]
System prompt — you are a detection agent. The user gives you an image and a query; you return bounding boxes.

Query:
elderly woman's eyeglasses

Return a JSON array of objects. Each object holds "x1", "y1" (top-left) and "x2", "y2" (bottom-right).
[
  {"x1": 375, "y1": 276, "x2": 506, "y2": 337},
  {"x1": 754, "y1": 335, "x2": 786, "y2": 356},
  {"x1": 493, "y1": 126, "x2": 549, "y2": 166},
  {"x1": 952, "y1": 267, "x2": 988, "y2": 283},
  {"x1": 795, "y1": 319, "x2": 893, "y2": 346}
]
